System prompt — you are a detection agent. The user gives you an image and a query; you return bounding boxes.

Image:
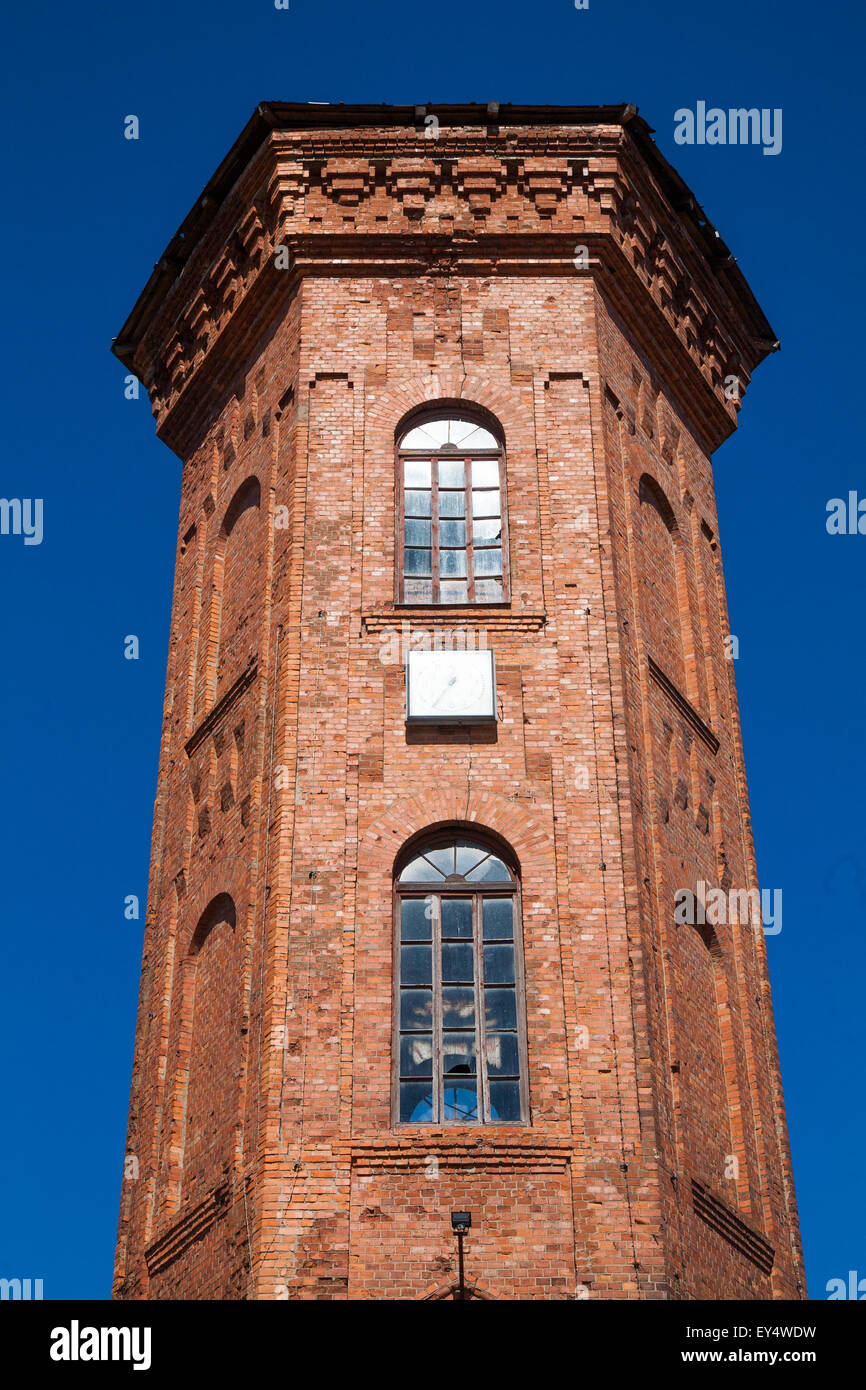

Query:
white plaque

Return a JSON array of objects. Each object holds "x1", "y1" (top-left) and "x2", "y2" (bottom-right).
[{"x1": 405, "y1": 649, "x2": 496, "y2": 724}]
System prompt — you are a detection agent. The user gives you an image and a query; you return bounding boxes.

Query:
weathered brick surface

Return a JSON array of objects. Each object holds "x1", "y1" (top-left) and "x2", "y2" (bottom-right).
[{"x1": 112, "y1": 105, "x2": 804, "y2": 1301}]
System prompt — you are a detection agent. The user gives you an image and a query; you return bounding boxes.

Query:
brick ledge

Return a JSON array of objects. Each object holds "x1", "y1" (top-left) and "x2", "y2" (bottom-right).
[
  {"x1": 361, "y1": 609, "x2": 547, "y2": 633},
  {"x1": 648, "y1": 657, "x2": 719, "y2": 754},
  {"x1": 351, "y1": 1135, "x2": 572, "y2": 1171},
  {"x1": 144, "y1": 1183, "x2": 231, "y2": 1277},
  {"x1": 691, "y1": 1179, "x2": 775, "y2": 1275},
  {"x1": 184, "y1": 658, "x2": 258, "y2": 756}
]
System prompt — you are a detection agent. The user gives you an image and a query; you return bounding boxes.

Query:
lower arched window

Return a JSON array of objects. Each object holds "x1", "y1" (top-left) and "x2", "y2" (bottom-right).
[{"x1": 394, "y1": 833, "x2": 527, "y2": 1125}]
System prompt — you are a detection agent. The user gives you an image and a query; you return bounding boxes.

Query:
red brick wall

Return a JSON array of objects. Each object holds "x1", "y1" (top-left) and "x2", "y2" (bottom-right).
[
  {"x1": 113, "y1": 117, "x2": 804, "y2": 1301},
  {"x1": 595, "y1": 289, "x2": 803, "y2": 1295}
]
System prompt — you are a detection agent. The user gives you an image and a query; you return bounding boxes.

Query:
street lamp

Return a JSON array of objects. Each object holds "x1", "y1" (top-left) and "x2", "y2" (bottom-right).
[{"x1": 450, "y1": 1211, "x2": 472, "y2": 1300}]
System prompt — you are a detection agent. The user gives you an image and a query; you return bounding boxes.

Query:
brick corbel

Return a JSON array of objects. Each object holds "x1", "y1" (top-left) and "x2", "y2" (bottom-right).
[
  {"x1": 385, "y1": 157, "x2": 436, "y2": 219},
  {"x1": 518, "y1": 159, "x2": 572, "y2": 218},
  {"x1": 238, "y1": 203, "x2": 266, "y2": 272},
  {"x1": 322, "y1": 158, "x2": 375, "y2": 206},
  {"x1": 186, "y1": 288, "x2": 212, "y2": 363},
  {"x1": 266, "y1": 159, "x2": 310, "y2": 231},
  {"x1": 455, "y1": 157, "x2": 506, "y2": 218}
]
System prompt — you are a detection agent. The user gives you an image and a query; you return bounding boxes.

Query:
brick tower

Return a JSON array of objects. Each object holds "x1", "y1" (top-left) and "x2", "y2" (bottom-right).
[{"x1": 113, "y1": 103, "x2": 804, "y2": 1301}]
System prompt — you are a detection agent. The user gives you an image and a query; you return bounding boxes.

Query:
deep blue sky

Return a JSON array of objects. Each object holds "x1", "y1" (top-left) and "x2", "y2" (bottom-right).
[{"x1": 0, "y1": 0, "x2": 862, "y2": 1300}]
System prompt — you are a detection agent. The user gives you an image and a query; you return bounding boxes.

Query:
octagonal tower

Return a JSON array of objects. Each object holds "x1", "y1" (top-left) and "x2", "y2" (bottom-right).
[{"x1": 112, "y1": 103, "x2": 804, "y2": 1301}]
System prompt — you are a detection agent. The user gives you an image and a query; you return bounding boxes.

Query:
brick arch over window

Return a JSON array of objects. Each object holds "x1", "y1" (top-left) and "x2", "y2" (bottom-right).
[
  {"x1": 393, "y1": 819, "x2": 521, "y2": 881},
  {"x1": 419, "y1": 1278, "x2": 498, "y2": 1300},
  {"x1": 361, "y1": 786, "x2": 552, "y2": 881},
  {"x1": 394, "y1": 397, "x2": 505, "y2": 450},
  {"x1": 395, "y1": 399, "x2": 510, "y2": 605},
  {"x1": 210, "y1": 476, "x2": 262, "y2": 698},
  {"x1": 363, "y1": 371, "x2": 521, "y2": 446},
  {"x1": 636, "y1": 471, "x2": 695, "y2": 696},
  {"x1": 176, "y1": 892, "x2": 243, "y2": 1206}
]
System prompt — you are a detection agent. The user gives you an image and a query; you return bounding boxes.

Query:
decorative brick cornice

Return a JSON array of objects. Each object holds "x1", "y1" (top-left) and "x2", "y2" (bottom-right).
[{"x1": 114, "y1": 109, "x2": 776, "y2": 457}]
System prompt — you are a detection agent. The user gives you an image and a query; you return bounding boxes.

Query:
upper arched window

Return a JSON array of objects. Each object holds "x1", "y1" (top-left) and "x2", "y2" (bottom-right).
[
  {"x1": 394, "y1": 831, "x2": 527, "y2": 1126},
  {"x1": 397, "y1": 413, "x2": 510, "y2": 605}
]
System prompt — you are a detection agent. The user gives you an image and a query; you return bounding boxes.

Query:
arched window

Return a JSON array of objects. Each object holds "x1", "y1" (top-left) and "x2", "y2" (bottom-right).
[
  {"x1": 397, "y1": 412, "x2": 510, "y2": 605},
  {"x1": 394, "y1": 832, "x2": 527, "y2": 1125}
]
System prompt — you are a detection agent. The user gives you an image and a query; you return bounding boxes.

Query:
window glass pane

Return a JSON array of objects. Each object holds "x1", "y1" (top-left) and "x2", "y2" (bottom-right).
[
  {"x1": 401, "y1": 989, "x2": 433, "y2": 1031},
  {"x1": 400, "y1": 1034, "x2": 433, "y2": 1076},
  {"x1": 440, "y1": 580, "x2": 468, "y2": 603},
  {"x1": 442, "y1": 942, "x2": 474, "y2": 983},
  {"x1": 399, "y1": 854, "x2": 444, "y2": 882},
  {"x1": 403, "y1": 578, "x2": 433, "y2": 602},
  {"x1": 439, "y1": 490, "x2": 466, "y2": 518},
  {"x1": 485, "y1": 987, "x2": 517, "y2": 1031},
  {"x1": 400, "y1": 1081, "x2": 434, "y2": 1123},
  {"x1": 466, "y1": 854, "x2": 511, "y2": 882},
  {"x1": 401, "y1": 944, "x2": 432, "y2": 986},
  {"x1": 405, "y1": 490, "x2": 432, "y2": 517},
  {"x1": 441, "y1": 897, "x2": 473, "y2": 938},
  {"x1": 404, "y1": 458, "x2": 432, "y2": 487},
  {"x1": 442, "y1": 986, "x2": 475, "y2": 1028},
  {"x1": 472, "y1": 458, "x2": 500, "y2": 487},
  {"x1": 474, "y1": 578, "x2": 504, "y2": 603},
  {"x1": 404, "y1": 547, "x2": 432, "y2": 576},
  {"x1": 449, "y1": 420, "x2": 497, "y2": 449},
  {"x1": 452, "y1": 421, "x2": 498, "y2": 449},
  {"x1": 443, "y1": 1083, "x2": 479, "y2": 1122},
  {"x1": 442, "y1": 1032, "x2": 476, "y2": 1075},
  {"x1": 483, "y1": 943, "x2": 515, "y2": 985},
  {"x1": 439, "y1": 519, "x2": 466, "y2": 547},
  {"x1": 440, "y1": 549, "x2": 467, "y2": 578},
  {"x1": 402, "y1": 422, "x2": 445, "y2": 448},
  {"x1": 438, "y1": 458, "x2": 465, "y2": 489},
  {"x1": 404, "y1": 518, "x2": 432, "y2": 548},
  {"x1": 472, "y1": 518, "x2": 501, "y2": 545},
  {"x1": 486, "y1": 1032, "x2": 520, "y2": 1077},
  {"x1": 474, "y1": 547, "x2": 502, "y2": 576},
  {"x1": 472, "y1": 489, "x2": 500, "y2": 518},
  {"x1": 422, "y1": 846, "x2": 453, "y2": 875},
  {"x1": 401, "y1": 897, "x2": 433, "y2": 939},
  {"x1": 488, "y1": 1079, "x2": 521, "y2": 1122},
  {"x1": 400, "y1": 419, "x2": 498, "y2": 451},
  {"x1": 482, "y1": 898, "x2": 513, "y2": 940},
  {"x1": 455, "y1": 841, "x2": 488, "y2": 876}
]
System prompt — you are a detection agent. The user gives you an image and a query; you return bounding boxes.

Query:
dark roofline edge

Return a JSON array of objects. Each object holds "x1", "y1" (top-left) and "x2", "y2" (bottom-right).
[{"x1": 111, "y1": 102, "x2": 777, "y2": 372}]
